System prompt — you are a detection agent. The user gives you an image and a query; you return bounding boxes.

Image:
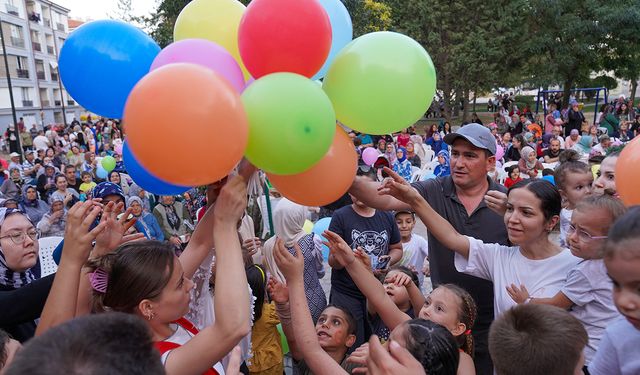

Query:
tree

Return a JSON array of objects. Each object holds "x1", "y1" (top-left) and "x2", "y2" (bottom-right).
[
  {"x1": 137, "y1": 0, "x2": 192, "y2": 47},
  {"x1": 342, "y1": 0, "x2": 392, "y2": 37},
  {"x1": 109, "y1": 0, "x2": 134, "y2": 22}
]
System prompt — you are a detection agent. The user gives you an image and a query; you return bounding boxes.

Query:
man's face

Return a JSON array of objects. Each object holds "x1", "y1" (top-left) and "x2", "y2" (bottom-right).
[
  {"x1": 66, "y1": 167, "x2": 76, "y2": 182},
  {"x1": 450, "y1": 139, "x2": 494, "y2": 189},
  {"x1": 26, "y1": 153, "x2": 34, "y2": 161},
  {"x1": 550, "y1": 140, "x2": 560, "y2": 153}
]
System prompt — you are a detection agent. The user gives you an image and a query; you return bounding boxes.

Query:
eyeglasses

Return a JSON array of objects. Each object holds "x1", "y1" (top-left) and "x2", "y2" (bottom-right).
[
  {"x1": 0, "y1": 229, "x2": 40, "y2": 244},
  {"x1": 358, "y1": 165, "x2": 372, "y2": 173},
  {"x1": 567, "y1": 224, "x2": 607, "y2": 243}
]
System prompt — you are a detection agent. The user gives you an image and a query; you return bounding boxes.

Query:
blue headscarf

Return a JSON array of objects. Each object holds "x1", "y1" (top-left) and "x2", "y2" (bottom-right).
[
  {"x1": 434, "y1": 150, "x2": 451, "y2": 177},
  {"x1": 397, "y1": 147, "x2": 407, "y2": 163},
  {"x1": 91, "y1": 182, "x2": 126, "y2": 205},
  {"x1": 437, "y1": 150, "x2": 450, "y2": 167}
]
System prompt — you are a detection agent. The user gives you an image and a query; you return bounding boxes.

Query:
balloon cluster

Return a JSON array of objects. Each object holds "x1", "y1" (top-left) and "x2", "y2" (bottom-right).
[{"x1": 58, "y1": 0, "x2": 437, "y2": 205}]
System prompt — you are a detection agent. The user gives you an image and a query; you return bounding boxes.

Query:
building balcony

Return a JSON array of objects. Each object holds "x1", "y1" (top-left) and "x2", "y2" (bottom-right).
[
  {"x1": 47, "y1": 45, "x2": 54, "y2": 54},
  {"x1": 29, "y1": 12, "x2": 41, "y2": 23},
  {"x1": 36, "y1": 71, "x2": 45, "y2": 79},
  {"x1": 50, "y1": 72, "x2": 58, "y2": 81},
  {"x1": 44, "y1": 19, "x2": 51, "y2": 28},
  {"x1": 54, "y1": 100, "x2": 61, "y2": 106},
  {"x1": 22, "y1": 100, "x2": 34, "y2": 107},
  {"x1": 16, "y1": 69, "x2": 29, "y2": 78},
  {"x1": 10, "y1": 37, "x2": 25, "y2": 48},
  {"x1": 5, "y1": 3, "x2": 19, "y2": 16},
  {"x1": 56, "y1": 23, "x2": 64, "y2": 32},
  {"x1": 41, "y1": 100, "x2": 50, "y2": 107},
  {"x1": 67, "y1": 100, "x2": 75, "y2": 105},
  {"x1": 32, "y1": 42, "x2": 41, "y2": 51}
]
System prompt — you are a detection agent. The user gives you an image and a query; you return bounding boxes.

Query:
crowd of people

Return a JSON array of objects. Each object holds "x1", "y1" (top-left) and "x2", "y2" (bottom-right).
[{"x1": 0, "y1": 96, "x2": 638, "y2": 375}]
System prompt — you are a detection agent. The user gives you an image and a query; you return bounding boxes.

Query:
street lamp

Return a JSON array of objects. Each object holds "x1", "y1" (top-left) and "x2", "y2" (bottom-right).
[{"x1": 0, "y1": 14, "x2": 23, "y2": 156}]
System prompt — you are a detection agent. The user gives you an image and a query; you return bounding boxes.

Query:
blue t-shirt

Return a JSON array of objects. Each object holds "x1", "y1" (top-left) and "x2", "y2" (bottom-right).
[
  {"x1": 358, "y1": 134, "x2": 373, "y2": 145},
  {"x1": 329, "y1": 205, "x2": 401, "y2": 299}
]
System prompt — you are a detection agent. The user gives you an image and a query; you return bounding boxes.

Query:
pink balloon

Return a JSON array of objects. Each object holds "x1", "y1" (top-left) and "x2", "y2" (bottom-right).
[
  {"x1": 495, "y1": 143, "x2": 505, "y2": 161},
  {"x1": 150, "y1": 39, "x2": 245, "y2": 92},
  {"x1": 362, "y1": 147, "x2": 379, "y2": 166},
  {"x1": 241, "y1": 77, "x2": 255, "y2": 93}
]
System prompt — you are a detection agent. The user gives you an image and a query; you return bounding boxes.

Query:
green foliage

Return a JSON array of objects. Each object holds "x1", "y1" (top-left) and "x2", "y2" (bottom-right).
[{"x1": 136, "y1": 0, "x2": 192, "y2": 48}]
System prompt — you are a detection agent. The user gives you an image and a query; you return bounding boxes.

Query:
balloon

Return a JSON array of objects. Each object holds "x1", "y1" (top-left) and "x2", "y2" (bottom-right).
[
  {"x1": 122, "y1": 141, "x2": 191, "y2": 196},
  {"x1": 303, "y1": 220, "x2": 314, "y2": 234},
  {"x1": 173, "y1": 0, "x2": 248, "y2": 77},
  {"x1": 125, "y1": 64, "x2": 249, "y2": 186},
  {"x1": 495, "y1": 144, "x2": 505, "y2": 161},
  {"x1": 267, "y1": 127, "x2": 357, "y2": 206},
  {"x1": 59, "y1": 20, "x2": 160, "y2": 118},
  {"x1": 96, "y1": 165, "x2": 108, "y2": 179},
  {"x1": 276, "y1": 324, "x2": 290, "y2": 355},
  {"x1": 101, "y1": 156, "x2": 116, "y2": 172},
  {"x1": 362, "y1": 147, "x2": 379, "y2": 166},
  {"x1": 312, "y1": 217, "x2": 331, "y2": 261},
  {"x1": 616, "y1": 137, "x2": 640, "y2": 205},
  {"x1": 150, "y1": 39, "x2": 245, "y2": 93},
  {"x1": 238, "y1": 0, "x2": 332, "y2": 78},
  {"x1": 323, "y1": 32, "x2": 437, "y2": 135},
  {"x1": 242, "y1": 73, "x2": 336, "y2": 174},
  {"x1": 312, "y1": 0, "x2": 353, "y2": 80}
]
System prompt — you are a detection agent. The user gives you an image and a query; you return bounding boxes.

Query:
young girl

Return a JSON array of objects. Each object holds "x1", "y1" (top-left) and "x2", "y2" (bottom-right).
[
  {"x1": 518, "y1": 146, "x2": 543, "y2": 178},
  {"x1": 507, "y1": 195, "x2": 627, "y2": 366},
  {"x1": 379, "y1": 169, "x2": 580, "y2": 318},
  {"x1": 504, "y1": 166, "x2": 522, "y2": 189},
  {"x1": 589, "y1": 207, "x2": 640, "y2": 375},
  {"x1": 554, "y1": 150, "x2": 593, "y2": 247},
  {"x1": 393, "y1": 147, "x2": 413, "y2": 182},
  {"x1": 323, "y1": 231, "x2": 477, "y2": 375},
  {"x1": 433, "y1": 150, "x2": 451, "y2": 177},
  {"x1": 246, "y1": 264, "x2": 283, "y2": 375},
  {"x1": 369, "y1": 266, "x2": 418, "y2": 342}
]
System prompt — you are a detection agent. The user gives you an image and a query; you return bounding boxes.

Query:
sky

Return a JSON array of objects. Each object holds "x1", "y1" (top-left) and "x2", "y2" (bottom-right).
[{"x1": 54, "y1": 0, "x2": 157, "y2": 20}]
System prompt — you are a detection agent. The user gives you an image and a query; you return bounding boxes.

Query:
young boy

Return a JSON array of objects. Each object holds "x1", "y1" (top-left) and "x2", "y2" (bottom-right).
[
  {"x1": 489, "y1": 304, "x2": 588, "y2": 375},
  {"x1": 78, "y1": 171, "x2": 96, "y2": 197},
  {"x1": 394, "y1": 210, "x2": 429, "y2": 287}
]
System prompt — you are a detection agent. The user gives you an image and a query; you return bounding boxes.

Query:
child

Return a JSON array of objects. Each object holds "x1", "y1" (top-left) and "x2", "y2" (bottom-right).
[
  {"x1": 554, "y1": 150, "x2": 593, "y2": 247},
  {"x1": 506, "y1": 195, "x2": 626, "y2": 365},
  {"x1": 589, "y1": 207, "x2": 640, "y2": 375},
  {"x1": 246, "y1": 264, "x2": 283, "y2": 375},
  {"x1": 392, "y1": 147, "x2": 413, "y2": 182},
  {"x1": 518, "y1": 146, "x2": 543, "y2": 178},
  {"x1": 489, "y1": 304, "x2": 588, "y2": 375},
  {"x1": 79, "y1": 171, "x2": 96, "y2": 195},
  {"x1": 503, "y1": 166, "x2": 522, "y2": 189},
  {"x1": 395, "y1": 210, "x2": 429, "y2": 286}
]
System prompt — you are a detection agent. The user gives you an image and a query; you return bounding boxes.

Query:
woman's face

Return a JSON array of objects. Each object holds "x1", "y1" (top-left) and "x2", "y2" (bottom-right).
[
  {"x1": 621, "y1": 104, "x2": 628, "y2": 111},
  {"x1": 431, "y1": 124, "x2": 437, "y2": 132},
  {"x1": 378, "y1": 141, "x2": 386, "y2": 151},
  {"x1": 26, "y1": 188, "x2": 37, "y2": 200},
  {"x1": 46, "y1": 148, "x2": 54, "y2": 157},
  {"x1": 438, "y1": 155, "x2": 445, "y2": 165},
  {"x1": 513, "y1": 138, "x2": 521, "y2": 148},
  {"x1": 386, "y1": 144, "x2": 394, "y2": 153},
  {"x1": 55, "y1": 176, "x2": 67, "y2": 191},
  {"x1": 150, "y1": 257, "x2": 195, "y2": 323},
  {"x1": 527, "y1": 151, "x2": 537, "y2": 163},
  {"x1": 110, "y1": 172, "x2": 120, "y2": 184},
  {"x1": 504, "y1": 187, "x2": 557, "y2": 245},
  {"x1": 433, "y1": 133, "x2": 441, "y2": 141},
  {"x1": 0, "y1": 214, "x2": 39, "y2": 272},
  {"x1": 503, "y1": 133, "x2": 512, "y2": 143},
  {"x1": 406, "y1": 143, "x2": 414, "y2": 153},
  {"x1": 396, "y1": 150, "x2": 403, "y2": 160},
  {"x1": 161, "y1": 196, "x2": 175, "y2": 205},
  {"x1": 444, "y1": 122, "x2": 450, "y2": 130},
  {"x1": 10, "y1": 169, "x2": 20, "y2": 179},
  {"x1": 593, "y1": 156, "x2": 617, "y2": 196},
  {"x1": 590, "y1": 127, "x2": 597, "y2": 136},
  {"x1": 51, "y1": 201, "x2": 64, "y2": 212},
  {"x1": 131, "y1": 201, "x2": 143, "y2": 216}
]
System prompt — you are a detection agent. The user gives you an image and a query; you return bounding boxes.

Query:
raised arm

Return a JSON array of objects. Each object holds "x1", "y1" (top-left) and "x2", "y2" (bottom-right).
[
  {"x1": 349, "y1": 175, "x2": 412, "y2": 212},
  {"x1": 378, "y1": 168, "x2": 470, "y2": 259}
]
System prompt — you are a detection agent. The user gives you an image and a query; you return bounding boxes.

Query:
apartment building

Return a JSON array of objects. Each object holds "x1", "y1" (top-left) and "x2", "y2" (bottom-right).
[{"x1": 0, "y1": 0, "x2": 82, "y2": 133}]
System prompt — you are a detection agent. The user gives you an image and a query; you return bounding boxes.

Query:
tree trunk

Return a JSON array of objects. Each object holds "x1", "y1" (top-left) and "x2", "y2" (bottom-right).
[
  {"x1": 442, "y1": 73, "x2": 452, "y2": 122},
  {"x1": 462, "y1": 87, "x2": 470, "y2": 123},
  {"x1": 472, "y1": 89, "x2": 477, "y2": 113},
  {"x1": 630, "y1": 79, "x2": 638, "y2": 108},
  {"x1": 563, "y1": 78, "x2": 573, "y2": 109},
  {"x1": 453, "y1": 88, "x2": 462, "y2": 117}
]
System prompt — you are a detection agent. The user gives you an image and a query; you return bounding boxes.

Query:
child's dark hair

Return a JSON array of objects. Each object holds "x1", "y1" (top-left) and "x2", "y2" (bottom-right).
[
  {"x1": 542, "y1": 168, "x2": 554, "y2": 177},
  {"x1": 323, "y1": 304, "x2": 357, "y2": 336},
  {"x1": 604, "y1": 206, "x2": 640, "y2": 259},
  {"x1": 86, "y1": 240, "x2": 176, "y2": 314},
  {"x1": 382, "y1": 265, "x2": 420, "y2": 288},
  {"x1": 554, "y1": 149, "x2": 590, "y2": 191},
  {"x1": 246, "y1": 264, "x2": 266, "y2": 323},
  {"x1": 507, "y1": 165, "x2": 519, "y2": 179},
  {"x1": 401, "y1": 319, "x2": 459, "y2": 375},
  {"x1": 0, "y1": 330, "x2": 10, "y2": 370},
  {"x1": 436, "y1": 284, "x2": 477, "y2": 356},
  {"x1": 80, "y1": 171, "x2": 92, "y2": 178},
  {"x1": 508, "y1": 179, "x2": 561, "y2": 220}
]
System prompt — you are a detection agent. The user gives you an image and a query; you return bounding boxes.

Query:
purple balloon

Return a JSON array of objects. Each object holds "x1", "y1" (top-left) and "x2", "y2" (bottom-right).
[
  {"x1": 362, "y1": 147, "x2": 379, "y2": 166},
  {"x1": 151, "y1": 39, "x2": 245, "y2": 92}
]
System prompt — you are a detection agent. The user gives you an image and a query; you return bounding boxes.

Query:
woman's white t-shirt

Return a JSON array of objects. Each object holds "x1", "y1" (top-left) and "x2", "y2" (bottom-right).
[
  {"x1": 455, "y1": 236, "x2": 580, "y2": 316},
  {"x1": 160, "y1": 323, "x2": 226, "y2": 375}
]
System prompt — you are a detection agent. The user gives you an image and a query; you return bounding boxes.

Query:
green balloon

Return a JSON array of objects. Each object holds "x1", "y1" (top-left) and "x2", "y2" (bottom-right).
[
  {"x1": 101, "y1": 156, "x2": 116, "y2": 172},
  {"x1": 323, "y1": 31, "x2": 437, "y2": 135},
  {"x1": 277, "y1": 323, "x2": 289, "y2": 354},
  {"x1": 242, "y1": 73, "x2": 336, "y2": 174}
]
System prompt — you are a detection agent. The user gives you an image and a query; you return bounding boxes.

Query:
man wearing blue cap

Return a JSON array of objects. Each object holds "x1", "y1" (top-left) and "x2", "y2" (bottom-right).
[{"x1": 349, "y1": 123, "x2": 508, "y2": 375}]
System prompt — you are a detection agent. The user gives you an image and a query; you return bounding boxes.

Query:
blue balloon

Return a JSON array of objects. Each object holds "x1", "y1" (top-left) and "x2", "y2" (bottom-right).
[
  {"x1": 312, "y1": 217, "x2": 332, "y2": 261},
  {"x1": 59, "y1": 20, "x2": 160, "y2": 119},
  {"x1": 312, "y1": 0, "x2": 353, "y2": 80},
  {"x1": 96, "y1": 165, "x2": 108, "y2": 179},
  {"x1": 122, "y1": 141, "x2": 191, "y2": 195}
]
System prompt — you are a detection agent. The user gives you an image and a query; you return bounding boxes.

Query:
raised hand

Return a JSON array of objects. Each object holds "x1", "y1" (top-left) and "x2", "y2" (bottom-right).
[
  {"x1": 386, "y1": 271, "x2": 412, "y2": 287},
  {"x1": 347, "y1": 342, "x2": 369, "y2": 373},
  {"x1": 354, "y1": 247, "x2": 372, "y2": 270},
  {"x1": 485, "y1": 190, "x2": 508, "y2": 216},
  {"x1": 506, "y1": 283, "x2": 530, "y2": 304},
  {"x1": 377, "y1": 167, "x2": 421, "y2": 204},
  {"x1": 267, "y1": 276, "x2": 289, "y2": 304},
  {"x1": 367, "y1": 336, "x2": 425, "y2": 375},
  {"x1": 323, "y1": 230, "x2": 355, "y2": 267},
  {"x1": 213, "y1": 175, "x2": 248, "y2": 224},
  {"x1": 94, "y1": 201, "x2": 143, "y2": 256},
  {"x1": 273, "y1": 238, "x2": 304, "y2": 282},
  {"x1": 61, "y1": 200, "x2": 107, "y2": 266}
]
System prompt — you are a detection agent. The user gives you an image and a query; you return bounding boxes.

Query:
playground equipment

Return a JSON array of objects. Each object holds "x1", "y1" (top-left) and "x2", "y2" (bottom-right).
[{"x1": 535, "y1": 87, "x2": 609, "y2": 124}]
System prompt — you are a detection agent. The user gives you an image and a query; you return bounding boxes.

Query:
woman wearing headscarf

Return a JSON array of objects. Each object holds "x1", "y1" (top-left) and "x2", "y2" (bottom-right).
[
  {"x1": 384, "y1": 142, "x2": 397, "y2": 164},
  {"x1": 405, "y1": 141, "x2": 421, "y2": 168},
  {"x1": 392, "y1": 147, "x2": 413, "y2": 181},
  {"x1": 127, "y1": 183, "x2": 154, "y2": 212},
  {"x1": 0, "y1": 168, "x2": 23, "y2": 201},
  {"x1": 261, "y1": 199, "x2": 327, "y2": 323},
  {"x1": 425, "y1": 131, "x2": 445, "y2": 154},
  {"x1": 572, "y1": 134, "x2": 593, "y2": 163},
  {"x1": 153, "y1": 195, "x2": 193, "y2": 250},
  {"x1": 433, "y1": 150, "x2": 451, "y2": 177},
  {"x1": 36, "y1": 195, "x2": 67, "y2": 237},
  {"x1": 108, "y1": 171, "x2": 130, "y2": 196},
  {"x1": 518, "y1": 146, "x2": 543, "y2": 178},
  {"x1": 19, "y1": 185, "x2": 49, "y2": 224},
  {"x1": 376, "y1": 138, "x2": 386, "y2": 154},
  {"x1": 127, "y1": 196, "x2": 164, "y2": 241}
]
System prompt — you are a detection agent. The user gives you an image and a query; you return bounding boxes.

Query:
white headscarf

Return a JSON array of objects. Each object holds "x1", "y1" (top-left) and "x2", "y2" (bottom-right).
[
  {"x1": 0, "y1": 208, "x2": 39, "y2": 288},
  {"x1": 272, "y1": 199, "x2": 307, "y2": 247}
]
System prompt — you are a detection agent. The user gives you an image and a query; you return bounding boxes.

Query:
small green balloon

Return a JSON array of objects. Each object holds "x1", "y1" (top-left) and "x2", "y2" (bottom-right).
[
  {"x1": 242, "y1": 72, "x2": 336, "y2": 174},
  {"x1": 323, "y1": 31, "x2": 436, "y2": 135},
  {"x1": 101, "y1": 156, "x2": 116, "y2": 172}
]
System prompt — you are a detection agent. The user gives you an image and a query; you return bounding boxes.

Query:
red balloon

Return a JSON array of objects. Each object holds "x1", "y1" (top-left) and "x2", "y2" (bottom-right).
[{"x1": 238, "y1": 0, "x2": 332, "y2": 79}]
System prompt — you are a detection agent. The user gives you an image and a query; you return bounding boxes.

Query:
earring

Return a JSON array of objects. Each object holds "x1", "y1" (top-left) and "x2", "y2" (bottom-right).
[{"x1": 147, "y1": 312, "x2": 155, "y2": 321}]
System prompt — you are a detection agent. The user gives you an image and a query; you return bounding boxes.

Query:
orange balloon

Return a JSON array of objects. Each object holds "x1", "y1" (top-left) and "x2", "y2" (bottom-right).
[
  {"x1": 124, "y1": 63, "x2": 248, "y2": 186},
  {"x1": 267, "y1": 127, "x2": 357, "y2": 206},
  {"x1": 616, "y1": 137, "x2": 640, "y2": 206}
]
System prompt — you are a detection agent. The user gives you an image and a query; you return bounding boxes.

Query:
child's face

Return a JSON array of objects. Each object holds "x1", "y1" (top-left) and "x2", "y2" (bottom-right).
[
  {"x1": 395, "y1": 213, "x2": 415, "y2": 239},
  {"x1": 437, "y1": 155, "x2": 445, "y2": 165},
  {"x1": 419, "y1": 287, "x2": 466, "y2": 337},
  {"x1": 561, "y1": 171, "x2": 593, "y2": 209},
  {"x1": 510, "y1": 167, "x2": 520, "y2": 179},
  {"x1": 605, "y1": 245, "x2": 640, "y2": 329},
  {"x1": 315, "y1": 307, "x2": 356, "y2": 351},
  {"x1": 567, "y1": 208, "x2": 609, "y2": 259},
  {"x1": 383, "y1": 270, "x2": 411, "y2": 309},
  {"x1": 527, "y1": 152, "x2": 537, "y2": 163},
  {"x1": 82, "y1": 174, "x2": 91, "y2": 183},
  {"x1": 593, "y1": 156, "x2": 617, "y2": 196}
]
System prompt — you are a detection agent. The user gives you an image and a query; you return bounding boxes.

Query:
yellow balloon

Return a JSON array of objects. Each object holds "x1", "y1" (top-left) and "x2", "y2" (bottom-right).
[
  {"x1": 303, "y1": 220, "x2": 314, "y2": 234},
  {"x1": 174, "y1": 0, "x2": 249, "y2": 78}
]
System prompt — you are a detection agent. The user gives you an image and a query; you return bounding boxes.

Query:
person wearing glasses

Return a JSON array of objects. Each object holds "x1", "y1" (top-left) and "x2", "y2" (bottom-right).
[
  {"x1": 0, "y1": 208, "x2": 50, "y2": 342},
  {"x1": 506, "y1": 195, "x2": 625, "y2": 368}
]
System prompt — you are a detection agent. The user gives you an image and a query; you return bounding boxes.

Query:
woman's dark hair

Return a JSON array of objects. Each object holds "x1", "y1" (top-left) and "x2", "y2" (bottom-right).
[
  {"x1": 109, "y1": 171, "x2": 120, "y2": 181},
  {"x1": 508, "y1": 179, "x2": 561, "y2": 220},
  {"x1": 554, "y1": 150, "x2": 590, "y2": 191},
  {"x1": 54, "y1": 174, "x2": 66, "y2": 184},
  {"x1": 382, "y1": 265, "x2": 420, "y2": 288},
  {"x1": 86, "y1": 241, "x2": 176, "y2": 314},
  {"x1": 0, "y1": 329, "x2": 10, "y2": 369},
  {"x1": 512, "y1": 134, "x2": 525, "y2": 148},
  {"x1": 246, "y1": 264, "x2": 266, "y2": 323},
  {"x1": 436, "y1": 284, "x2": 477, "y2": 356},
  {"x1": 604, "y1": 206, "x2": 640, "y2": 259},
  {"x1": 401, "y1": 319, "x2": 459, "y2": 375}
]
